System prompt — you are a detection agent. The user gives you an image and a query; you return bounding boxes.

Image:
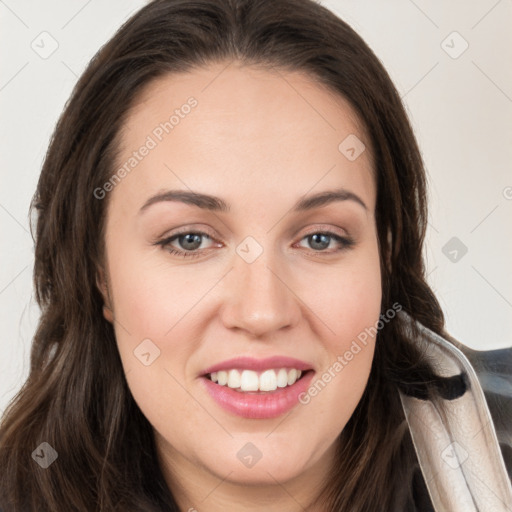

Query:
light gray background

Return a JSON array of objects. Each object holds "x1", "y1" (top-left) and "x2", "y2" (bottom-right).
[{"x1": 1, "y1": 0, "x2": 511, "y2": 416}]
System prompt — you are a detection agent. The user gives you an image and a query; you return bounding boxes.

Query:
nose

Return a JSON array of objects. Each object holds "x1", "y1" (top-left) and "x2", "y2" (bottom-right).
[{"x1": 219, "y1": 249, "x2": 302, "y2": 339}]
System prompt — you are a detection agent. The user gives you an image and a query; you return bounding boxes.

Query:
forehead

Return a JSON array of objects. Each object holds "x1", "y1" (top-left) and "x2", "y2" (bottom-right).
[{"x1": 111, "y1": 61, "x2": 375, "y2": 217}]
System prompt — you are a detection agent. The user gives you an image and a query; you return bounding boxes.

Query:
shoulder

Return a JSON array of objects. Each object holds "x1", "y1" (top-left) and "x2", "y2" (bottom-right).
[
  {"x1": 409, "y1": 344, "x2": 512, "y2": 511},
  {"x1": 462, "y1": 345, "x2": 512, "y2": 478}
]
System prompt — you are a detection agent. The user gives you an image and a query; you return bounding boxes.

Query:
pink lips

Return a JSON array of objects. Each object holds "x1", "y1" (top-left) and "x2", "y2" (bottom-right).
[
  {"x1": 201, "y1": 355, "x2": 312, "y2": 375},
  {"x1": 200, "y1": 356, "x2": 315, "y2": 419}
]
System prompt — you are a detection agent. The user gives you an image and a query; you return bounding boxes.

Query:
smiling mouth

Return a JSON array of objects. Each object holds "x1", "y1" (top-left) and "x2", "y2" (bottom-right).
[
  {"x1": 205, "y1": 368, "x2": 311, "y2": 393},
  {"x1": 201, "y1": 363, "x2": 316, "y2": 419}
]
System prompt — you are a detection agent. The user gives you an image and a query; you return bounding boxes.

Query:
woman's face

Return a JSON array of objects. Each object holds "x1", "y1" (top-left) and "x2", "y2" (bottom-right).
[{"x1": 100, "y1": 62, "x2": 381, "y2": 506}]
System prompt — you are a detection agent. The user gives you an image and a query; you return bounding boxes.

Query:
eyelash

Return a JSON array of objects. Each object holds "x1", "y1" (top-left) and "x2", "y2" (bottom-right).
[{"x1": 154, "y1": 228, "x2": 355, "y2": 259}]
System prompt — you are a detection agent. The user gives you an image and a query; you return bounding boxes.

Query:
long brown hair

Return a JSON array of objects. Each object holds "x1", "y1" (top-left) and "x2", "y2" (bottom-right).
[{"x1": 0, "y1": 0, "x2": 446, "y2": 510}]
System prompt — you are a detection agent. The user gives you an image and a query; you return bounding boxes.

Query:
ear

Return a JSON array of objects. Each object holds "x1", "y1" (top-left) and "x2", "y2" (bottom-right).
[{"x1": 96, "y1": 267, "x2": 114, "y2": 324}]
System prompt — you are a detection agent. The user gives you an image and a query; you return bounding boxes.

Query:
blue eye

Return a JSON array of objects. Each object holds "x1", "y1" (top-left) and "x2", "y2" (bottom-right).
[
  {"x1": 156, "y1": 231, "x2": 216, "y2": 258},
  {"x1": 298, "y1": 232, "x2": 355, "y2": 252},
  {"x1": 155, "y1": 230, "x2": 355, "y2": 259}
]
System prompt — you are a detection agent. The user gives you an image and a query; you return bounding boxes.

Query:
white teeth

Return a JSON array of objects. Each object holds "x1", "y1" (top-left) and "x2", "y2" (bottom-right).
[
  {"x1": 208, "y1": 368, "x2": 304, "y2": 392},
  {"x1": 287, "y1": 368, "x2": 298, "y2": 385},
  {"x1": 276, "y1": 368, "x2": 288, "y2": 388},
  {"x1": 259, "y1": 369, "x2": 277, "y2": 392},
  {"x1": 227, "y1": 369, "x2": 241, "y2": 388},
  {"x1": 240, "y1": 370, "x2": 259, "y2": 391},
  {"x1": 217, "y1": 370, "x2": 227, "y2": 385}
]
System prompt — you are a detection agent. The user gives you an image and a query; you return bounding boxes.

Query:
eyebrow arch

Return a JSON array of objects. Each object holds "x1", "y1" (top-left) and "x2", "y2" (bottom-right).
[{"x1": 139, "y1": 187, "x2": 367, "y2": 214}]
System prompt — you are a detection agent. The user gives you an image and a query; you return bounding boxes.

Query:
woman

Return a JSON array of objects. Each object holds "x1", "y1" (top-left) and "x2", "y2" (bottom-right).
[{"x1": 0, "y1": 0, "x2": 510, "y2": 510}]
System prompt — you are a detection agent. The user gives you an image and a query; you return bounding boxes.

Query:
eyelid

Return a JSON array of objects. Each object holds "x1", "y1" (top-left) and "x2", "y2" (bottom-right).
[
  {"x1": 298, "y1": 224, "x2": 349, "y2": 239},
  {"x1": 154, "y1": 224, "x2": 219, "y2": 243}
]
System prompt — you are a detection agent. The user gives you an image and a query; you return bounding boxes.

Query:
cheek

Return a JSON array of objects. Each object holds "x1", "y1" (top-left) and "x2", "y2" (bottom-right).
[
  {"x1": 294, "y1": 244, "x2": 381, "y2": 430},
  {"x1": 106, "y1": 247, "x2": 206, "y2": 436},
  {"x1": 302, "y1": 243, "x2": 382, "y2": 349},
  {"x1": 107, "y1": 244, "x2": 205, "y2": 340}
]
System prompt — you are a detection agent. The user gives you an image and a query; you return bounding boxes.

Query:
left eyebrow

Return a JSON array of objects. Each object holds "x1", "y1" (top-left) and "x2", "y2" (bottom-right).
[
  {"x1": 293, "y1": 188, "x2": 367, "y2": 212},
  {"x1": 138, "y1": 187, "x2": 368, "y2": 215},
  {"x1": 139, "y1": 190, "x2": 230, "y2": 214}
]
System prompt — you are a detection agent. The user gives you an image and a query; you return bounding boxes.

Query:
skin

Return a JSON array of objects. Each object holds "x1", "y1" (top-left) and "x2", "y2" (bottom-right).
[{"x1": 99, "y1": 61, "x2": 382, "y2": 512}]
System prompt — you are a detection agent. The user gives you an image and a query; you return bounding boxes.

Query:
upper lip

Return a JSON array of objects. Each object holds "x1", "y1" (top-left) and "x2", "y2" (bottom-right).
[{"x1": 201, "y1": 356, "x2": 313, "y2": 376}]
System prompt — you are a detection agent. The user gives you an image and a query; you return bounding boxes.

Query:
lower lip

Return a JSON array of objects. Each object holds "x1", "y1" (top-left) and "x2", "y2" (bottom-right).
[{"x1": 200, "y1": 371, "x2": 315, "y2": 419}]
